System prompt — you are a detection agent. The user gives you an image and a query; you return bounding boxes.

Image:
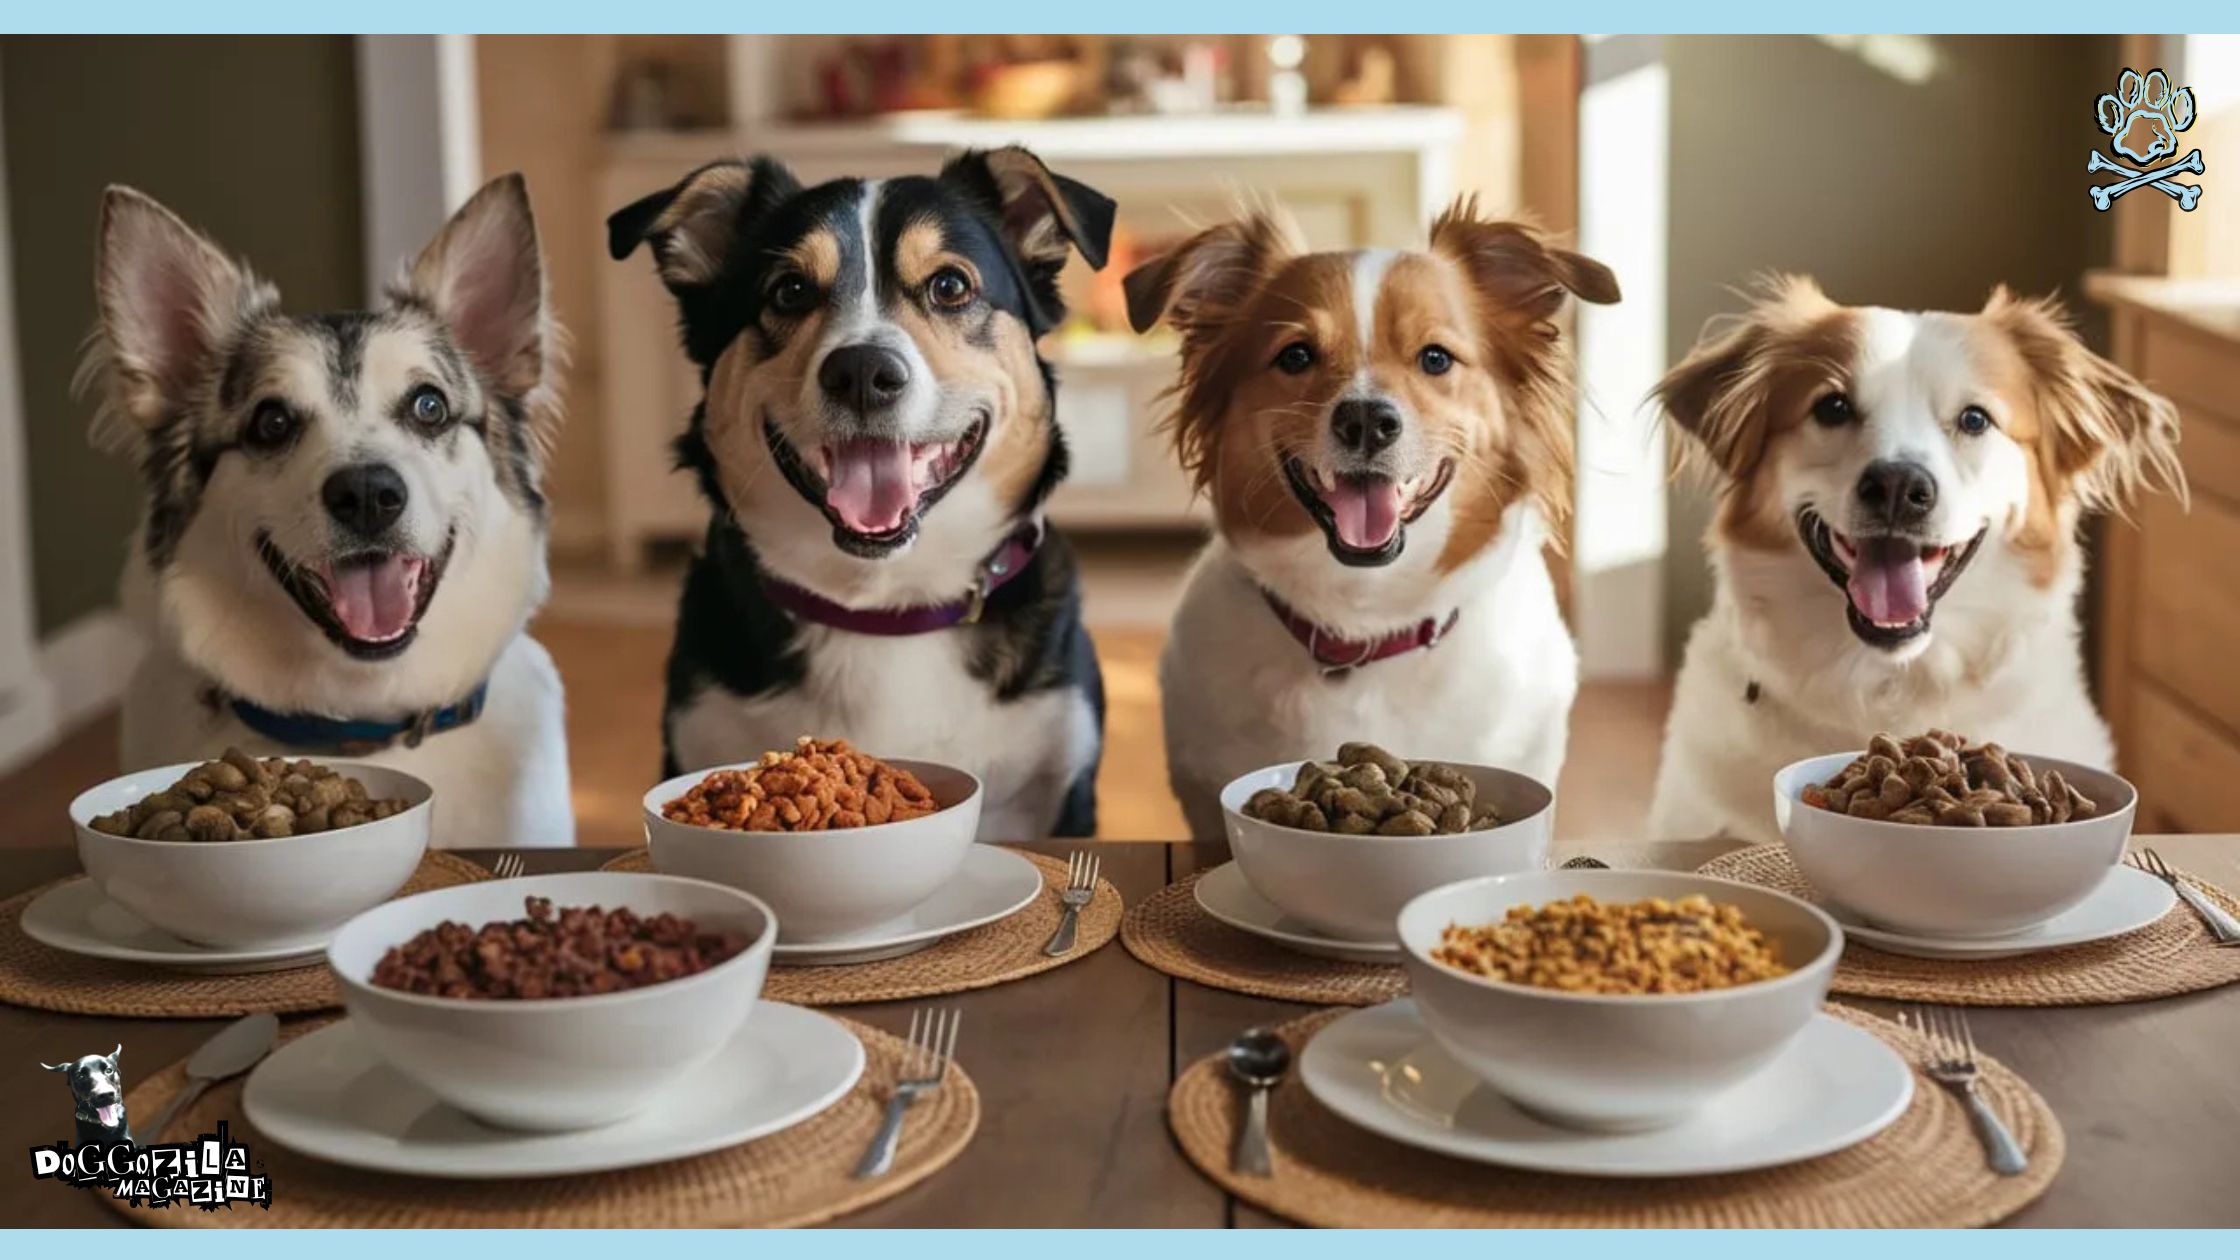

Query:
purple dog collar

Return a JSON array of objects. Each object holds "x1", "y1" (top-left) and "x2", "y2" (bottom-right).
[{"x1": 760, "y1": 521, "x2": 1044, "y2": 636}]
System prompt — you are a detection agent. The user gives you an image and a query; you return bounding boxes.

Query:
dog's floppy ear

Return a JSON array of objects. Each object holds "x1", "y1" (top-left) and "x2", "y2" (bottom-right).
[
  {"x1": 948, "y1": 146, "x2": 1115, "y2": 274},
  {"x1": 607, "y1": 156, "x2": 802, "y2": 292},
  {"x1": 1122, "y1": 206, "x2": 1302, "y2": 336},
  {"x1": 405, "y1": 173, "x2": 552, "y2": 406},
  {"x1": 1428, "y1": 197, "x2": 1619, "y2": 334},
  {"x1": 88, "y1": 186, "x2": 274, "y2": 449},
  {"x1": 1656, "y1": 275, "x2": 1845, "y2": 483},
  {"x1": 1982, "y1": 287, "x2": 2184, "y2": 513}
]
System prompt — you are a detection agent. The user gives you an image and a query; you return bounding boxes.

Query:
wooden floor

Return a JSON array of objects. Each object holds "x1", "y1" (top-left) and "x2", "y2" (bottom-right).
[{"x1": 0, "y1": 615, "x2": 1669, "y2": 849}]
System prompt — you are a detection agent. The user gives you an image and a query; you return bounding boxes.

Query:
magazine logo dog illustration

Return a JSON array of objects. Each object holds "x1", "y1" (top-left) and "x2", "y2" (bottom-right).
[
  {"x1": 30, "y1": 1046, "x2": 272, "y2": 1211},
  {"x1": 2091, "y1": 67, "x2": 2205, "y2": 211}
]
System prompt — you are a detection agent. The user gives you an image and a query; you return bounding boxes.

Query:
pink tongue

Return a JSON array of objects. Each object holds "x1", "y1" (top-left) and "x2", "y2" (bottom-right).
[
  {"x1": 825, "y1": 439, "x2": 915, "y2": 535},
  {"x1": 1847, "y1": 539, "x2": 1929, "y2": 626},
  {"x1": 98, "y1": 1103, "x2": 121, "y2": 1126},
  {"x1": 325, "y1": 555, "x2": 424, "y2": 642},
  {"x1": 1323, "y1": 477, "x2": 1403, "y2": 550}
]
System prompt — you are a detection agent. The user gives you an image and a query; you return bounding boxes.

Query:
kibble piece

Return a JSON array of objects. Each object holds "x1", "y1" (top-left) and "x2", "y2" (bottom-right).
[
  {"x1": 1805, "y1": 730, "x2": 2098, "y2": 829},
  {"x1": 1243, "y1": 743, "x2": 1503, "y2": 835},
  {"x1": 90, "y1": 748, "x2": 407, "y2": 842}
]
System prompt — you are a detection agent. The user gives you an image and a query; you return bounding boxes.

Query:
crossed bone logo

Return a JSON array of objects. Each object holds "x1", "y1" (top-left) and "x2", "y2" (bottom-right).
[{"x1": 2091, "y1": 67, "x2": 2204, "y2": 211}]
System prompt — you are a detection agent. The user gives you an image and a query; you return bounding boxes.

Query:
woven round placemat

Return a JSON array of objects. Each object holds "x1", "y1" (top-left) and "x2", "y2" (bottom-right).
[
  {"x1": 105, "y1": 1010, "x2": 977, "y2": 1228},
  {"x1": 1119, "y1": 871, "x2": 1404, "y2": 1006},
  {"x1": 0, "y1": 852, "x2": 490, "y2": 1018},
  {"x1": 601, "y1": 846, "x2": 1120, "y2": 1005},
  {"x1": 1699, "y1": 844, "x2": 2240, "y2": 1006},
  {"x1": 1169, "y1": 1003, "x2": 2062, "y2": 1227}
]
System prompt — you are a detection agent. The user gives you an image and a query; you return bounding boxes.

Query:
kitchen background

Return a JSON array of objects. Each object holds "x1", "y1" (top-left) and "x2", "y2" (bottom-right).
[{"x1": 1, "y1": 33, "x2": 2232, "y2": 848}]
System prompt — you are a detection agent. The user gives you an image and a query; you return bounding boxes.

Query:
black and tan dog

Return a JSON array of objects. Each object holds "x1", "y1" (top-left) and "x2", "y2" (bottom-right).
[{"x1": 609, "y1": 147, "x2": 1113, "y2": 840}]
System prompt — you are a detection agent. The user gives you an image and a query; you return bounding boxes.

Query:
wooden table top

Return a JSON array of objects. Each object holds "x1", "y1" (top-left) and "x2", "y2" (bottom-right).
[{"x1": 4, "y1": 836, "x2": 2239, "y2": 1228}]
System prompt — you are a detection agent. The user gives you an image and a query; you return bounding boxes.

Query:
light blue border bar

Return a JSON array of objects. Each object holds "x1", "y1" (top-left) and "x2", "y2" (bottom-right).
[{"x1": 4, "y1": 10, "x2": 2240, "y2": 34}]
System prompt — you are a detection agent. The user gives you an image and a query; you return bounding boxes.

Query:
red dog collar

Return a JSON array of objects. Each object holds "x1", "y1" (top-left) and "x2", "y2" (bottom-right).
[
  {"x1": 760, "y1": 521, "x2": 1043, "y2": 636},
  {"x1": 1261, "y1": 590, "x2": 1459, "y2": 676}
]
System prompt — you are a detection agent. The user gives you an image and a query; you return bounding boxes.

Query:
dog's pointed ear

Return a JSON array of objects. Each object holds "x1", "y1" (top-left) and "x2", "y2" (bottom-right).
[
  {"x1": 608, "y1": 157, "x2": 801, "y2": 292},
  {"x1": 404, "y1": 173, "x2": 551, "y2": 410},
  {"x1": 1429, "y1": 198, "x2": 1619, "y2": 333},
  {"x1": 40, "y1": 1060, "x2": 69, "y2": 1071},
  {"x1": 110, "y1": 1045, "x2": 122, "y2": 1064},
  {"x1": 1982, "y1": 287, "x2": 2185, "y2": 513},
  {"x1": 1122, "y1": 206, "x2": 1302, "y2": 336},
  {"x1": 89, "y1": 186, "x2": 273, "y2": 446},
  {"x1": 948, "y1": 146, "x2": 1115, "y2": 274}
]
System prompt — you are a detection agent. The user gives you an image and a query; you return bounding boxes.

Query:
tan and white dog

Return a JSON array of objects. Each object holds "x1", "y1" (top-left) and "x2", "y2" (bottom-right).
[
  {"x1": 1649, "y1": 277, "x2": 2183, "y2": 846},
  {"x1": 1126, "y1": 200, "x2": 1619, "y2": 840}
]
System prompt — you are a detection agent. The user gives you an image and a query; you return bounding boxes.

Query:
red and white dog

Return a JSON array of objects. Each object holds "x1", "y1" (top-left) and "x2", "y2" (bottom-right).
[
  {"x1": 1649, "y1": 277, "x2": 2183, "y2": 845},
  {"x1": 1126, "y1": 201, "x2": 1618, "y2": 840}
]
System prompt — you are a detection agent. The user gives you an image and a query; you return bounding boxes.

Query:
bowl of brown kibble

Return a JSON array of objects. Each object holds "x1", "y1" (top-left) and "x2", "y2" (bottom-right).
[
  {"x1": 1775, "y1": 731, "x2": 2138, "y2": 939},
  {"x1": 1219, "y1": 744, "x2": 1554, "y2": 942},
  {"x1": 328, "y1": 871, "x2": 775, "y2": 1130},
  {"x1": 1398, "y1": 869, "x2": 1839, "y2": 1132},
  {"x1": 68, "y1": 750, "x2": 431, "y2": 949},
  {"x1": 643, "y1": 738, "x2": 982, "y2": 941}
]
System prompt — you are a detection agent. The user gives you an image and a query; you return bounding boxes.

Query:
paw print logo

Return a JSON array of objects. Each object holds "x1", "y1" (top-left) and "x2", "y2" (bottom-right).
[{"x1": 2089, "y1": 67, "x2": 2204, "y2": 211}]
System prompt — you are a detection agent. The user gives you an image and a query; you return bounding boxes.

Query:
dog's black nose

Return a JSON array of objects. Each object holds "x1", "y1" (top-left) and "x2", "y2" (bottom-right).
[
  {"x1": 1855, "y1": 459, "x2": 1937, "y2": 527},
  {"x1": 1331, "y1": 398, "x2": 1403, "y2": 457},
  {"x1": 818, "y1": 343, "x2": 912, "y2": 416},
  {"x1": 322, "y1": 464, "x2": 409, "y2": 537}
]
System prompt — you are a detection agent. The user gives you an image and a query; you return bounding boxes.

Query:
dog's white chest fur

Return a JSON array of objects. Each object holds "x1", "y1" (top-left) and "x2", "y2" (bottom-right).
[
  {"x1": 1650, "y1": 541, "x2": 2110, "y2": 847},
  {"x1": 1161, "y1": 519, "x2": 1578, "y2": 841},
  {"x1": 121, "y1": 634, "x2": 575, "y2": 848},
  {"x1": 667, "y1": 628, "x2": 1098, "y2": 843}
]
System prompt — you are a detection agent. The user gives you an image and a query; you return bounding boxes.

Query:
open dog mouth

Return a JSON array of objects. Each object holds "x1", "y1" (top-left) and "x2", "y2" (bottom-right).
[
  {"x1": 258, "y1": 529, "x2": 455, "y2": 661},
  {"x1": 766, "y1": 415, "x2": 989, "y2": 558},
  {"x1": 1797, "y1": 508, "x2": 1987, "y2": 649},
  {"x1": 91, "y1": 1100, "x2": 122, "y2": 1127},
  {"x1": 1282, "y1": 454, "x2": 1455, "y2": 567}
]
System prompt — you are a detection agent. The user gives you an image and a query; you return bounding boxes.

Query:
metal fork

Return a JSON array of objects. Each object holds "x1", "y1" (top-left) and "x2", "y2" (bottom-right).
[
  {"x1": 2129, "y1": 848, "x2": 2240, "y2": 945},
  {"x1": 854, "y1": 1007, "x2": 960, "y2": 1179},
  {"x1": 1041, "y1": 850, "x2": 1100, "y2": 957},
  {"x1": 489, "y1": 852, "x2": 526, "y2": 880},
  {"x1": 1901, "y1": 1005, "x2": 2027, "y2": 1176}
]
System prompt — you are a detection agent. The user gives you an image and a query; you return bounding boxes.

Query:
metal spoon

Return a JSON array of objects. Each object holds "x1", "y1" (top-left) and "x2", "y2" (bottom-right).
[
  {"x1": 1561, "y1": 856, "x2": 1610, "y2": 869},
  {"x1": 1226, "y1": 1028, "x2": 1291, "y2": 1177},
  {"x1": 143, "y1": 1013, "x2": 280, "y2": 1142}
]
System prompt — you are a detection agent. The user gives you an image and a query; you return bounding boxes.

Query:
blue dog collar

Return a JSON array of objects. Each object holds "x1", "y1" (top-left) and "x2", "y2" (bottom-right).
[{"x1": 228, "y1": 682, "x2": 489, "y2": 754}]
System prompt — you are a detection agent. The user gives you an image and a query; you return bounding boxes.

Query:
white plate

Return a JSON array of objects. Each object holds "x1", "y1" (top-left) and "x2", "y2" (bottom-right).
[
  {"x1": 1835, "y1": 865, "x2": 2176, "y2": 960},
  {"x1": 774, "y1": 845, "x2": 1043, "y2": 965},
  {"x1": 243, "y1": 1001, "x2": 863, "y2": 1178},
  {"x1": 1193, "y1": 862, "x2": 1400, "y2": 964},
  {"x1": 1301, "y1": 1000, "x2": 1913, "y2": 1177},
  {"x1": 20, "y1": 878, "x2": 329, "y2": 974}
]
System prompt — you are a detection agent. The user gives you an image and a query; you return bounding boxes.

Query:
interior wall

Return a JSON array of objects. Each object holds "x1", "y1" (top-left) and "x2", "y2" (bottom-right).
[
  {"x1": 0, "y1": 35, "x2": 364, "y2": 637},
  {"x1": 475, "y1": 35, "x2": 620, "y2": 557},
  {"x1": 1659, "y1": 34, "x2": 2120, "y2": 666}
]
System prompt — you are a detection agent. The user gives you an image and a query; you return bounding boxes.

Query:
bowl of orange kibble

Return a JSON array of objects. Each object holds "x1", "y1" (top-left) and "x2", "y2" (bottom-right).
[{"x1": 642, "y1": 739, "x2": 981, "y2": 942}]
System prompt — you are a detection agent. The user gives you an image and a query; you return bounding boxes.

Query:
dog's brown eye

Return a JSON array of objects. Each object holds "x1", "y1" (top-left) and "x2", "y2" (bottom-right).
[
  {"x1": 768, "y1": 272, "x2": 817, "y2": 316},
  {"x1": 1274, "y1": 342, "x2": 1316, "y2": 376},
  {"x1": 927, "y1": 268, "x2": 975, "y2": 310},
  {"x1": 1811, "y1": 392, "x2": 1854, "y2": 427},
  {"x1": 1418, "y1": 345, "x2": 1455, "y2": 376},
  {"x1": 245, "y1": 401, "x2": 299, "y2": 450},
  {"x1": 408, "y1": 385, "x2": 451, "y2": 430},
  {"x1": 1957, "y1": 404, "x2": 1993, "y2": 436}
]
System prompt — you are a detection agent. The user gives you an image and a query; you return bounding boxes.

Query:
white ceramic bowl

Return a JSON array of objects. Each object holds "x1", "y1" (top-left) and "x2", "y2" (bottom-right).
[
  {"x1": 329, "y1": 870, "x2": 775, "y2": 1131},
  {"x1": 71, "y1": 761, "x2": 432, "y2": 949},
  {"x1": 643, "y1": 759, "x2": 981, "y2": 942},
  {"x1": 1220, "y1": 760, "x2": 1554, "y2": 943},
  {"x1": 1398, "y1": 869, "x2": 1840, "y2": 1132},
  {"x1": 1774, "y1": 751, "x2": 2137, "y2": 939}
]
